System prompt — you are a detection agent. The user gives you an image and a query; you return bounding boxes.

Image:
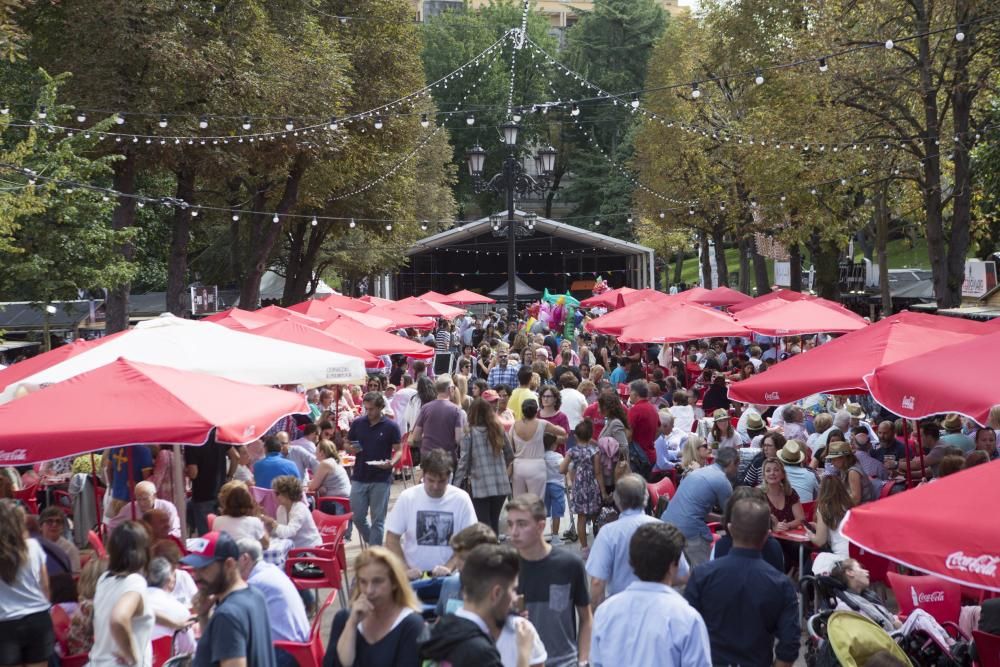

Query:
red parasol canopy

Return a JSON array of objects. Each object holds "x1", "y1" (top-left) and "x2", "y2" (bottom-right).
[
  {"x1": 688, "y1": 286, "x2": 754, "y2": 308},
  {"x1": 615, "y1": 302, "x2": 751, "y2": 344},
  {"x1": 321, "y1": 308, "x2": 395, "y2": 331},
  {"x1": 863, "y1": 327, "x2": 1000, "y2": 424},
  {"x1": 385, "y1": 297, "x2": 466, "y2": 320},
  {"x1": 0, "y1": 358, "x2": 308, "y2": 463},
  {"x1": 0, "y1": 333, "x2": 122, "y2": 395},
  {"x1": 587, "y1": 298, "x2": 686, "y2": 336},
  {"x1": 362, "y1": 305, "x2": 436, "y2": 330},
  {"x1": 441, "y1": 289, "x2": 496, "y2": 306},
  {"x1": 728, "y1": 312, "x2": 986, "y2": 405},
  {"x1": 319, "y1": 319, "x2": 435, "y2": 358},
  {"x1": 241, "y1": 318, "x2": 381, "y2": 366},
  {"x1": 734, "y1": 298, "x2": 868, "y2": 336},
  {"x1": 417, "y1": 291, "x2": 453, "y2": 303},
  {"x1": 255, "y1": 305, "x2": 323, "y2": 325},
  {"x1": 727, "y1": 288, "x2": 814, "y2": 313},
  {"x1": 579, "y1": 286, "x2": 636, "y2": 310},
  {"x1": 841, "y1": 460, "x2": 1000, "y2": 592},
  {"x1": 357, "y1": 295, "x2": 396, "y2": 307},
  {"x1": 202, "y1": 307, "x2": 278, "y2": 331},
  {"x1": 286, "y1": 296, "x2": 371, "y2": 318},
  {"x1": 615, "y1": 288, "x2": 679, "y2": 309}
]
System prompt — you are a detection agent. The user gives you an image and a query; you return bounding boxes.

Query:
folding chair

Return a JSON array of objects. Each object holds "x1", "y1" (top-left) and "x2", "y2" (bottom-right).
[{"x1": 274, "y1": 590, "x2": 340, "y2": 667}]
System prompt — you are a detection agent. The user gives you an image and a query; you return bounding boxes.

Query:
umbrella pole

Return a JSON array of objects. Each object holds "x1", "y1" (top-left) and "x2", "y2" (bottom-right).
[
  {"x1": 90, "y1": 452, "x2": 101, "y2": 528},
  {"x1": 172, "y1": 444, "x2": 187, "y2": 537},
  {"x1": 128, "y1": 446, "x2": 137, "y2": 520},
  {"x1": 902, "y1": 420, "x2": 913, "y2": 489},
  {"x1": 916, "y1": 423, "x2": 926, "y2": 482}
]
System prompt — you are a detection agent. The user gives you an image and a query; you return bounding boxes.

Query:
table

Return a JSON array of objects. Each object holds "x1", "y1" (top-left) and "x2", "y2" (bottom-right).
[{"x1": 772, "y1": 527, "x2": 811, "y2": 575}]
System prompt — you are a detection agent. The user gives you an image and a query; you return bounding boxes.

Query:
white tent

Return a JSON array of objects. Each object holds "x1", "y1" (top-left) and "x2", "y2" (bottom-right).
[
  {"x1": 0, "y1": 314, "x2": 365, "y2": 404},
  {"x1": 258, "y1": 270, "x2": 336, "y2": 302}
]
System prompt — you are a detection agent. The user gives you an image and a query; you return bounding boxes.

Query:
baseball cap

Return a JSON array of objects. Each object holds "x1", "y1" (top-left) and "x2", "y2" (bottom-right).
[
  {"x1": 180, "y1": 531, "x2": 239, "y2": 568},
  {"x1": 482, "y1": 389, "x2": 500, "y2": 403}
]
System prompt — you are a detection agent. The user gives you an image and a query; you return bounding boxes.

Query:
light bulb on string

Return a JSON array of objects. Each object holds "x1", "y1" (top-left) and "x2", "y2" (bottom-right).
[
  {"x1": 311, "y1": 216, "x2": 318, "y2": 227},
  {"x1": 691, "y1": 83, "x2": 701, "y2": 99},
  {"x1": 115, "y1": 113, "x2": 125, "y2": 125},
  {"x1": 420, "y1": 222, "x2": 427, "y2": 231},
  {"x1": 328, "y1": 116, "x2": 338, "y2": 130},
  {"x1": 157, "y1": 115, "x2": 167, "y2": 128},
  {"x1": 76, "y1": 111, "x2": 87, "y2": 123},
  {"x1": 349, "y1": 218, "x2": 356, "y2": 228},
  {"x1": 242, "y1": 116, "x2": 252, "y2": 130},
  {"x1": 626, "y1": 214, "x2": 633, "y2": 223},
  {"x1": 0, "y1": 102, "x2": 8, "y2": 114},
  {"x1": 385, "y1": 223, "x2": 392, "y2": 231},
  {"x1": 374, "y1": 116, "x2": 383, "y2": 130},
  {"x1": 955, "y1": 31, "x2": 965, "y2": 42},
  {"x1": 191, "y1": 210, "x2": 198, "y2": 217},
  {"x1": 754, "y1": 70, "x2": 764, "y2": 85},
  {"x1": 272, "y1": 214, "x2": 280, "y2": 223},
  {"x1": 199, "y1": 116, "x2": 209, "y2": 129},
  {"x1": 232, "y1": 214, "x2": 240, "y2": 221},
  {"x1": 512, "y1": 107, "x2": 523, "y2": 122},
  {"x1": 570, "y1": 103, "x2": 580, "y2": 116},
  {"x1": 594, "y1": 218, "x2": 600, "y2": 226},
  {"x1": 466, "y1": 114, "x2": 475, "y2": 126},
  {"x1": 285, "y1": 119, "x2": 294, "y2": 131},
  {"x1": 630, "y1": 93, "x2": 640, "y2": 109},
  {"x1": 659, "y1": 210, "x2": 666, "y2": 219},
  {"x1": 420, "y1": 113, "x2": 430, "y2": 128},
  {"x1": 885, "y1": 39, "x2": 894, "y2": 49},
  {"x1": 37, "y1": 106, "x2": 47, "y2": 119},
  {"x1": 818, "y1": 58, "x2": 828, "y2": 72}
]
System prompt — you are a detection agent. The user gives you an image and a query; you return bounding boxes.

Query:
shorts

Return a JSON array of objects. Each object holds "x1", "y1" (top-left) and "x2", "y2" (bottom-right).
[
  {"x1": 0, "y1": 608, "x2": 54, "y2": 666},
  {"x1": 544, "y1": 482, "x2": 566, "y2": 518}
]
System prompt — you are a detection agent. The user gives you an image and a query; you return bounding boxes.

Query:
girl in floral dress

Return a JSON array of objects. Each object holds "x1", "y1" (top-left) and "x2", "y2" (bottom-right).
[{"x1": 560, "y1": 419, "x2": 603, "y2": 556}]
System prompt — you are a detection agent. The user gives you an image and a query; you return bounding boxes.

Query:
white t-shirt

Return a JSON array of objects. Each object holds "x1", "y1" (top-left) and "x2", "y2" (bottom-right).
[
  {"x1": 0, "y1": 538, "x2": 49, "y2": 621},
  {"x1": 213, "y1": 514, "x2": 267, "y2": 544},
  {"x1": 91, "y1": 572, "x2": 155, "y2": 667},
  {"x1": 497, "y1": 615, "x2": 547, "y2": 667},
  {"x1": 385, "y1": 484, "x2": 476, "y2": 572},
  {"x1": 559, "y1": 388, "x2": 589, "y2": 429}
]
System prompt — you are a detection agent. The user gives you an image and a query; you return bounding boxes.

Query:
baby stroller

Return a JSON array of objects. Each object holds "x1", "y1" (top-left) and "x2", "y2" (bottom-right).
[{"x1": 808, "y1": 610, "x2": 913, "y2": 666}]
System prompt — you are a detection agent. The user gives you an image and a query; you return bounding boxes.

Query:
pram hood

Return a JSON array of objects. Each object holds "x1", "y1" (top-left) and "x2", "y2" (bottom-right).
[{"x1": 826, "y1": 611, "x2": 913, "y2": 666}]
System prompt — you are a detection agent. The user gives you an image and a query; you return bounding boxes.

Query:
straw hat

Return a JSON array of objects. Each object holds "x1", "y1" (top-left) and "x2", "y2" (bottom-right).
[
  {"x1": 845, "y1": 402, "x2": 866, "y2": 420},
  {"x1": 825, "y1": 440, "x2": 853, "y2": 460},
  {"x1": 777, "y1": 440, "x2": 806, "y2": 465},
  {"x1": 942, "y1": 413, "x2": 963, "y2": 432},
  {"x1": 746, "y1": 412, "x2": 765, "y2": 432},
  {"x1": 712, "y1": 408, "x2": 730, "y2": 422}
]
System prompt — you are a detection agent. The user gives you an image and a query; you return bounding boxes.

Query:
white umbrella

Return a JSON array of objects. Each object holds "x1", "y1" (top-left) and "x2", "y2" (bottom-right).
[{"x1": 0, "y1": 313, "x2": 365, "y2": 405}]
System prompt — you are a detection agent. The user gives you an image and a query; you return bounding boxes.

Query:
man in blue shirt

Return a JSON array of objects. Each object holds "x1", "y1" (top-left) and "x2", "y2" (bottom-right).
[
  {"x1": 348, "y1": 391, "x2": 402, "y2": 546},
  {"x1": 661, "y1": 447, "x2": 738, "y2": 566},
  {"x1": 587, "y1": 474, "x2": 689, "y2": 607},
  {"x1": 591, "y1": 522, "x2": 711, "y2": 667},
  {"x1": 684, "y1": 495, "x2": 800, "y2": 667},
  {"x1": 235, "y1": 537, "x2": 309, "y2": 667},
  {"x1": 253, "y1": 436, "x2": 301, "y2": 489},
  {"x1": 104, "y1": 445, "x2": 153, "y2": 517},
  {"x1": 486, "y1": 350, "x2": 519, "y2": 388}
]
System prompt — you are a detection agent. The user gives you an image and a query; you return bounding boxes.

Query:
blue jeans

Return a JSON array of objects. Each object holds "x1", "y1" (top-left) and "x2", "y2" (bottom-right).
[{"x1": 350, "y1": 481, "x2": 391, "y2": 546}]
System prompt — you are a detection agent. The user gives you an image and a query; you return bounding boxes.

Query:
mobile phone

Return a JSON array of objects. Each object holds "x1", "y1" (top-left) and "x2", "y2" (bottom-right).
[{"x1": 511, "y1": 594, "x2": 526, "y2": 615}]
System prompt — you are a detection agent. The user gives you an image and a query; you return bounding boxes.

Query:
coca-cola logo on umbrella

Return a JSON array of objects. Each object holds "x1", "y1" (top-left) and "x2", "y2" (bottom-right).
[{"x1": 945, "y1": 551, "x2": 1000, "y2": 578}]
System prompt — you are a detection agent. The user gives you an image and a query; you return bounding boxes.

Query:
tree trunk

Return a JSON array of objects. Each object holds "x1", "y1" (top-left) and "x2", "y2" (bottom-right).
[
  {"x1": 239, "y1": 153, "x2": 309, "y2": 309},
  {"x1": 737, "y1": 238, "x2": 751, "y2": 293},
  {"x1": 812, "y1": 236, "x2": 841, "y2": 301},
  {"x1": 698, "y1": 232, "x2": 713, "y2": 289},
  {"x1": 166, "y1": 165, "x2": 196, "y2": 316},
  {"x1": 282, "y1": 222, "x2": 328, "y2": 305},
  {"x1": 543, "y1": 166, "x2": 564, "y2": 219},
  {"x1": 281, "y1": 220, "x2": 308, "y2": 306},
  {"x1": 105, "y1": 154, "x2": 138, "y2": 333},
  {"x1": 672, "y1": 250, "x2": 684, "y2": 285},
  {"x1": 789, "y1": 243, "x2": 803, "y2": 292},
  {"x1": 711, "y1": 225, "x2": 729, "y2": 287},
  {"x1": 752, "y1": 247, "x2": 771, "y2": 295},
  {"x1": 875, "y1": 182, "x2": 892, "y2": 317}
]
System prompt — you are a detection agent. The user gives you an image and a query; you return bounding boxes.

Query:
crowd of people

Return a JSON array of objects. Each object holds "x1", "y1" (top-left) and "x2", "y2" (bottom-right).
[{"x1": 1, "y1": 303, "x2": 999, "y2": 667}]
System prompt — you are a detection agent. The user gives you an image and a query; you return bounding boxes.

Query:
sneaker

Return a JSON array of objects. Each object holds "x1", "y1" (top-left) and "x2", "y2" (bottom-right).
[{"x1": 550, "y1": 535, "x2": 563, "y2": 546}]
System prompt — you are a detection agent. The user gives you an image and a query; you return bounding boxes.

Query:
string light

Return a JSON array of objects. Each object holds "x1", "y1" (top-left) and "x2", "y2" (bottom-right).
[
  {"x1": 76, "y1": 111, "x2": 87, "y2": 123},
  {"x1": 311, "y1": 216, "x2": 318, "y2": 226},
  {"x1": 512, "y1": 107, "x2": 523, "y2": 122},
  {"x1": 594, "y1": 218, "x2": 600, "y2": 226},
  {"x1": 327, "y1": 116, "x2": 338, "y2": 130},
  {"x1": 242, "y1": 116, "x2": 252, "y2": 130},
  {"x1": 630, "y1": 93, "x2": 640, "y2": 109},
  {"x1": 284, "y1": 118, "x2": 294, "y2": 131},
  {"x1": 0, "y1": 102, "x2": 8, "y2": 114},
  {"x1": 272, "y1": 213, "x2": 280, "y2": 223},
  {"x1": 420, "y1": 113, "x2": 429, "y2": 128},
  {"x1": 115, "y1": 113, "x2": 125, "y2": 125},
  {"x1": 373, "y1": 116, "x2": 383, "y2": 130},
  {"x1": 37, "y1": 106, "x2": 47, "y2": 119},
  {"x1": 754, "y1": 70, "x2": 765, "y2": 85},
  {"x1": 818, "y1": 58, "x2": 828, "y2": 72},
  {"x1": 885, "y1": 39, "x2": 894, "y2": 49},
  {"x1": 465, "y1": 114, "x2": 475, "y2": 126},
  {"x1": 349, "y1": 218, "x2": 356, "y2": 228},
  {"x1": 198, "y1": 115, "x2": 209, "y2": 129},
  {"x1": 956, "y1": 30, "x2": 966, "y2": 41},
  {"x1": 385, "y1": 223, "x2": 392, "y2": 231},
  {"x1": 158, "y1": 115, "x2": 168, "y2": 128},
  {"x1": 570, "y1": 103, "x2": 580, "y2": 116},
  {"x1": 691, "y1": 83, "x2": 701, "y2": 99}
]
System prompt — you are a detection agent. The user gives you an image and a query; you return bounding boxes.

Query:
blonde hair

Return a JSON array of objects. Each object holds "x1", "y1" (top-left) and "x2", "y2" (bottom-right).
[
  {"x1": 317, "y1": 438, "x2": 340, "y2": 462},
  {"x1": 988, "y1": 405, "x2": 1000, "y2": 430},
  {"x1": 351, "y1": 546, "x2": 420, "y2": 611},
  {"x1": 528, "y1": 372, "x2": 541, "y2": 391},
  {"x1": 77, "y1": 557, "x2": 108, "y2": 600},
  {"x1": 681, "y1": 435, "x2": 706, "y2": 469},
  {"x1": 760, "y1": 457, "x2": 794, "y2": 497}
]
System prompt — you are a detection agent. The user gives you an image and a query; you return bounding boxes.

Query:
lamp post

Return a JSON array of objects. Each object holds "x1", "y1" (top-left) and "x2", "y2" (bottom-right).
[{"x1": 466, "y1": 121, "x2": 557, "y2": 321}]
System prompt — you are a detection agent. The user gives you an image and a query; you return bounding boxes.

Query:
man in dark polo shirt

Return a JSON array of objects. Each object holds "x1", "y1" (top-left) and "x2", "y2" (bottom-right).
[{"x1": 347, "y1": 391, "x2": 402, "y2": 546}]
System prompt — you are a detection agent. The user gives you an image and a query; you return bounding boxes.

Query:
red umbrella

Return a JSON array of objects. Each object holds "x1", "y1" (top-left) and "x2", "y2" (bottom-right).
[
  {"x1": 841, "y1": 460, "x2": 1000, "y2": 592},
  {"x1": 385, "y1": 297, "x2": 466, "y2": 320},
  {"x1": 357, "y1": 295, "x2": 396, "y2": 307},
  {"x1": 362, "y1": 305, "x2": 436, "y2": 330},
  {"x1": 256, "y1": 305, "x2": 323, "y2": 325},
  {"x1": 286, "y1": 297, "x2": 370, "y2": 318},
  {"x1": 728, "y1": 312, "x2": 986, "y2": 405},
  {"x1": 0, "y1": 333, "x2": 122, "y2": 395},
  {"x1": 727, "y1": 288, "x2": 814, "y2": 314},
  {"x1": 319, "y1": 319, "x2": 435, "y2": 358},
  {"x1": 321, "y1": 309, "x2": 395, "y2": 331},
  {"x1": 418, "y1": 290, "x2": 453, "y2": 303},
  {"x1": 0, "y1": 358, "x2": 308, "y2": 463},
  {"x1": 201, "y1": 308, "x2": 276, "y2": 331},
  {"x1": 614, "y1": 302, "x2": 750, "y2": 344},
  {"x1": 587, "y1": 298, "x2": 685, "y2": 336},
  {"x1": 579, "y1": 287, "x2": 637, "y2": 309},
  {"x1": 615, "y1": 288, "x2": 677, "y2": 309},
  {"x1": 863, "y1": 327, "x2": 1000, "y2": 424},
  {"x1": 689, "y1": 286, "x2": 754, "y2": 308},
  {"x1": 243, "y1": 318, "x2": 381, "y2": 366},
  {"x1": 735, "y1": 298, "x2": 868, "y2": 336},
  {"x1": 442, "y1": 289, "x2": 496, "y2": 306}
]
